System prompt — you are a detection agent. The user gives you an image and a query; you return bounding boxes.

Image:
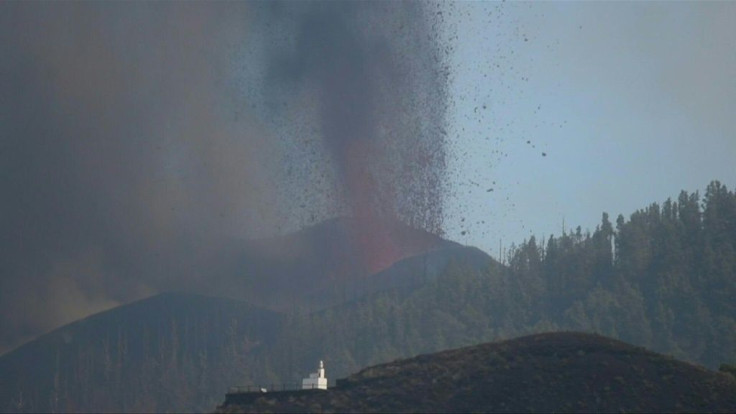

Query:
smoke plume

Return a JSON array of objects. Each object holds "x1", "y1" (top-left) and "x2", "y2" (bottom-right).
[{"x1": 0, "y1": 1, "x2": 450, "y2": 353}]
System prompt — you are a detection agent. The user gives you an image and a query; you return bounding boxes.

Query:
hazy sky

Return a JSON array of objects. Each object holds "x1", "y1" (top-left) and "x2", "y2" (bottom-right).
[
  {"x1": 0, "y1": 1, "x2": 450, "y2": 354},
  {"x1": 443, "y1": 1, "x2": 736, "y2": 255}
]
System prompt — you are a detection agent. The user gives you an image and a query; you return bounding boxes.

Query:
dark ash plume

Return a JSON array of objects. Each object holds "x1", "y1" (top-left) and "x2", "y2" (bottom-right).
[
  {"x1": 250, "y1": 2, "x2": 451, "y2": 271},
  {"x1": 0, "y1": 1, "x2": 451, "y2": 353}
]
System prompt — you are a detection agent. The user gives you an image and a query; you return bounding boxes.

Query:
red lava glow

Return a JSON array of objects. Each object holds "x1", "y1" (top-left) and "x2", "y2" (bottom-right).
[{"x1": 347, "y1": 215, "x2": 444, "y2": 275}]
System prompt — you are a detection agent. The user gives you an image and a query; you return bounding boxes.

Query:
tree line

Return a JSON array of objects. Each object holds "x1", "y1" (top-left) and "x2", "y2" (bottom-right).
[{"x1": 275, "y1": 180, "x2": 736, "y2": 379}]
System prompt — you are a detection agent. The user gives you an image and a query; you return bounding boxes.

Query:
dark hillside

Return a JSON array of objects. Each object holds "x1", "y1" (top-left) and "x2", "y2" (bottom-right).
[
  {"x1": 209, "y1": 216, "x2": 460, "y2": 311},
  {"x1": 0, "y1": 227, "x2": 494, "y2": 414},
  {"x1": 217, "y1": 332, "x2": 736, "y2": 413},
  {"x1": 2, "y1": 182, "x2": 734, "y2": 413},
  {"x1": 302, "y1": 244, "x2": 494, "y2": 310},
  {"x1": 0, "y1": 293, "x2": 283, "y2": 413}
]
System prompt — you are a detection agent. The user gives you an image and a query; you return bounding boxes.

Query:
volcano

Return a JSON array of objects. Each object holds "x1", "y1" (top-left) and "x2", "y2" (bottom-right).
[
  {"x1": 207, "y1": 216, "x2": 476, "y2": 311},
  {"x1": 0, "y1": 219, "x2": 496, "y2": 413}
]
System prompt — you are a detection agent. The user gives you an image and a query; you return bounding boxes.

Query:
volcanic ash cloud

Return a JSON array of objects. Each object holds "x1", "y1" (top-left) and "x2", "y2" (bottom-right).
[{"x1": 0, "y1": 1, "x2": 452, "y2": 353}]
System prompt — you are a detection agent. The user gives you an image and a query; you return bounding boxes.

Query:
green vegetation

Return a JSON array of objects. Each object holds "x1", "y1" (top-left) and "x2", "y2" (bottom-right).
[
  {"x1": 505, "y1": 180, "x2": 736, "y2": 368},
  {"x1": 1, "y1": 180, "x2": 734, "y2": 412},
  {"x1": 271, "y1": 181, "x2": 736, "y2": 379}
]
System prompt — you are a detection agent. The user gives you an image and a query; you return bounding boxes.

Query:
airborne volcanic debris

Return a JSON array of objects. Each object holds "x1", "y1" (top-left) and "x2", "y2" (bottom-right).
[{"x1": 0, "y1": 1, "x2": 453, "y2": 353}]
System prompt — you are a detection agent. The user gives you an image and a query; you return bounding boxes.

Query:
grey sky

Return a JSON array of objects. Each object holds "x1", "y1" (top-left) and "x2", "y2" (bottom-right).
[{"x1": 444, "y1": 1, "x2": 736, "y2": 254}]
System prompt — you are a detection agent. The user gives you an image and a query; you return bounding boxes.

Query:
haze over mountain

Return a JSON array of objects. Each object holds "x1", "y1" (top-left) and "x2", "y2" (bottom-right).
[
  {"x1": 1, "y1": 181, "x2": 734, "y2": 413},
  {"x1": 1, "y1": 1, "x2": 735, "y2": 413},
  {"x1": 206, "y1": 216, "x2": 472, "y2": 311},
  {"x1": 0, "y1": 293, "x2": 282, "y2": 413},
  {"x1": 0, "y1": 0, "x2": 451, "y2": 355},
  {"x1": 0, "y1": 225, "x2": 494, "y2": 413}
]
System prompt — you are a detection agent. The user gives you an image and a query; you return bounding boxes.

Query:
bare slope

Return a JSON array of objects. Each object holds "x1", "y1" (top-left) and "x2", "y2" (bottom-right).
[
  {"x1": 0, "y1": 293, "x2": 283, "y2": 413},
  {"x1": 218, "y1": 332, "x2": 736, "y2": 413}
]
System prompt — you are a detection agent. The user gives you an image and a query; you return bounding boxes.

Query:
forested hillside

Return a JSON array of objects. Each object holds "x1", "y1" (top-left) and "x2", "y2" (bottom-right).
[
  {"x1": 0, "y1": 293, "x2": 284, "y2": 412},
  {"x1": 268, "y1": 180, "x2": 736, "y2": 379},
  {"x1": 1, "y1": 181, "x2": 733, "y2": 413},
  {"x1": 504, "y1": 179, "x2": 736, "y2": 367}
]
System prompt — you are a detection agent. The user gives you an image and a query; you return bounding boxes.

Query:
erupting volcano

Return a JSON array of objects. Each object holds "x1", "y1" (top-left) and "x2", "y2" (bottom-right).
[
  {"x1": 0, "y1": 0, "x2": 454, "y2": 353},
  {"x1": 252, "y1": 1, "x2": 451, "y2": 263}
]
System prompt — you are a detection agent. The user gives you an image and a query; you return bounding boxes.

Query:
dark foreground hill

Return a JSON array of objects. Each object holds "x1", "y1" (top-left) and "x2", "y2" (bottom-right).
[{"x1": 217, "y1": 332, "x2": 736, "y2": 413}]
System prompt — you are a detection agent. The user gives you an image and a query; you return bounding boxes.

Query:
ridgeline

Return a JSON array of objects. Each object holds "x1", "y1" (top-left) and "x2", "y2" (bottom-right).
[
  {"x1": 1, "y1": 181, "x2": 734, "y2": 412},
  {"x1": 217, "y1": 332, "x2": 736, "y2": 413}
]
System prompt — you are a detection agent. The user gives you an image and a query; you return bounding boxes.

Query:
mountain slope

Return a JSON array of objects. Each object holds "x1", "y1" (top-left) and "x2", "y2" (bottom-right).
[
  {"x1": 217, "y1": 332, "x2": 736, "y2": 413},
  {"x1": 0, "y1": 293, "x2": 282, "y2": 413},
  {"x1": 0, "y1": 219, "x2": 493, "y2": 413},
  {"x1": 2, "y1": 181, "x2": 734, "y2": 413},
  {"x1": 301, "y1": 243, "x2": 494, "y2": 310},
  {"x1": 208, "y1": 216, "x2": 470, "y2": 311}
]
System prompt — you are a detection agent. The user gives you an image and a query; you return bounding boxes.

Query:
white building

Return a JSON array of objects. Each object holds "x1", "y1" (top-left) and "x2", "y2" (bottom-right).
[{"x1": 301, "y1": 360, "x2": 328, "y2": 390}]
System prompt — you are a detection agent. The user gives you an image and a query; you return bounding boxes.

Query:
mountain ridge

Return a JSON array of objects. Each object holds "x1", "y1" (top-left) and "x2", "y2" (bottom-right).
[
  {"x1": 217, "y1": 332, "x2": 736, "y2": 413},
  {"x1": 0, "y1": 292, "x2": 283, "y2": 413},
  {"x1": 0, "y1": 221, "x2": 493, "y2": 413},
  {"x1": 2, "y1": 181, "x2": 734, "y2": 413},
  {"x1": 206, "y1": 216, "x2": 480, "y2": 311}
]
